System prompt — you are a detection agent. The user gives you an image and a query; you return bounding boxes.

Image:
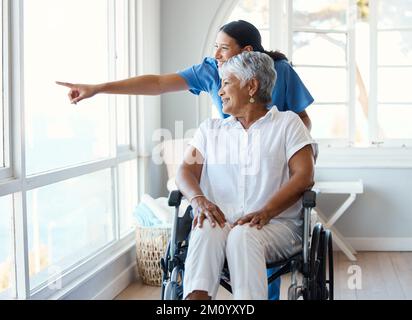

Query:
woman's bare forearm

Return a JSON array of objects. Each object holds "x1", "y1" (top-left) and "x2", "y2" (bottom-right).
[
  {"x1": 177, "y1": 163, "x2": 227, "y2": 228},
  {"x1": 262, "y1": 173, "x2": 314, "y2": 218},
  {"x1": 175, "y1": 164, "x2": 204, "y2": 202},
  {"x1": 97, "y1": 73, "x2": 188, "y2": 96}
]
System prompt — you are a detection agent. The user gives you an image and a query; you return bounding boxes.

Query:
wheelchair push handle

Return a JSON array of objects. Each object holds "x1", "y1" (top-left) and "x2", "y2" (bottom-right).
[
  {"x1": 168, "y1": 190, "x2": 183, "y2": 207},
  {"x1": 302, "y1": 190, "x2": 316, "y2": 208}
]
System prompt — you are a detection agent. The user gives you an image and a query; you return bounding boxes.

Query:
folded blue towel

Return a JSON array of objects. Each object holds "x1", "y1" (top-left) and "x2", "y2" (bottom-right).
[{"x1": 134, "y1": 203, "x2": 163, "y2": 227}]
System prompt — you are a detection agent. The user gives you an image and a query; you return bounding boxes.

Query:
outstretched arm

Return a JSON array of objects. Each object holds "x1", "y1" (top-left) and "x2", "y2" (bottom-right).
[{"x1": 56, "y1": 73, "x2": 188, "y2": 104}]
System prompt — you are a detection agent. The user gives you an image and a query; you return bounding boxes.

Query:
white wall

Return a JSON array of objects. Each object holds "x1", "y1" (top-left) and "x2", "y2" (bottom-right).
[
  {"x1": 160, "y1": 0, "x2": 223, "y2": 134},
  {"x1": 158, "y1": 0, "x2": 412, "y2": 249}
]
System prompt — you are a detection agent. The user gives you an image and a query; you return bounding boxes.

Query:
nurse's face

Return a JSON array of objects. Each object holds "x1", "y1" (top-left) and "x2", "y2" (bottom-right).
[{"x1": 214, "y1": 31, "x2": 243, "y2": 68}]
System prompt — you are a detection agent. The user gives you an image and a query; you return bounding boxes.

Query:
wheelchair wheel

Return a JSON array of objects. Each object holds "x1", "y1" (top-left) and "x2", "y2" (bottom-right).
[
  {"x1": 328, "y1": 231, "x2": 334, "y2": 299},
  {"x1": 306, "y1": 223, "x2": 322, "y2": 300},
  {"x1": 310, "y1": 227, "x2": 334, "y2": 300},
  {"x1": 320, "y1": 230, "x2": 334, "y2": 300},
  {"x1": 163, "y1": 266, "x2": 184, "y2": 300},
  {"x1": 160, "y1": 241, "x2": 171, "y2": 300},
  {"x1": 288, "y1": 285, "x2": 299, "y2": 300}
]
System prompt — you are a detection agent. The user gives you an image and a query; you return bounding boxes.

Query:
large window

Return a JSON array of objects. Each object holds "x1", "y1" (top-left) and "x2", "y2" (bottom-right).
[
  {"x1": 24, "y1": 0, "x2": 111, "y2": 175},
  {"x1": 215, "y1": 0, "x2": 412, "y2": 154},
  {"x1": 291, "y1": 0, "x2": 351, "y2": 145},
  {"x1": 26, "y1": 169, "x2": 114, "y2": 289},
  {"x1": 0, "y1": 0, "x2": 138, "y2": 299},
  {"x1": 229, "y1": 0, "x2": 270, "y2": 48},
  {"x1": 374, "y1": 0, "x2": 412, "y2": 144}
]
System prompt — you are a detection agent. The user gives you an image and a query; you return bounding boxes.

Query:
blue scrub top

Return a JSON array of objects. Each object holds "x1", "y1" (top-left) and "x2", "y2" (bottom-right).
[
  {"x1": 179, "y1": 57, "x2": 304, "y2": 301},
  {"x1": 178, "y1": 57, "x2": 314, "y2": 119}
]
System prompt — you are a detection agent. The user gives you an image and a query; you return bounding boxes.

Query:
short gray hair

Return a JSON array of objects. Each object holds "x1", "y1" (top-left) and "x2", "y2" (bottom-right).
[{"x1": 219, "y1": 51, "x2": 277, "y2": 105}]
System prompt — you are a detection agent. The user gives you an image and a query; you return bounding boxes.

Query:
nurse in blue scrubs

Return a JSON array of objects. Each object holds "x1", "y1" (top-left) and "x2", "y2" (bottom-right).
[
  {"x1": 57, "y1": 20, "x2": 314, "y2": 299},
  {"x1": 178, "y1": 20, "x2": 313, "y2": 130}
]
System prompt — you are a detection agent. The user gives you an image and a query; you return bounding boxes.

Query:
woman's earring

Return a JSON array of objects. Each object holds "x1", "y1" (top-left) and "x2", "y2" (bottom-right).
[{"x1": 249, "y1": 96, "x2": 255, "y2": 103}]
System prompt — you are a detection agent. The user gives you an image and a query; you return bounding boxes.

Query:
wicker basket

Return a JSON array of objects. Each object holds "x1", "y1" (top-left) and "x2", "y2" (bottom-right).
[{"x1": 135, "y1": 225, "x2": 171, "y2": 286}]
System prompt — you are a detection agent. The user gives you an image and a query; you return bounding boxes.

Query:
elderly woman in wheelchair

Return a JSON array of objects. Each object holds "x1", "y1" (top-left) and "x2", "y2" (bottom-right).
[{"x1": 162, "y1": 51, "x2": 333, "y2": 300}]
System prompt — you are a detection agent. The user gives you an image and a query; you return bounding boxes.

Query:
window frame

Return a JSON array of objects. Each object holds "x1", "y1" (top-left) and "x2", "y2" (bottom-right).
[
  {"x1": 287, "y1": 0, "x2": 356, "y2": 148},
  {"x1": 369, "y1": 0, "x2": 412, "y2": 148},
  {"x1": 0, "y1": 0, "x2": 12, "y2": 180},
  {"x1": 0, "y1": 0, "x2": 139, "y2": 299}
]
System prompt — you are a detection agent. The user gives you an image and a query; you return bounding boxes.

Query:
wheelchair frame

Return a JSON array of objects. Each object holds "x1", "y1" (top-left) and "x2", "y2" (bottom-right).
[{"x1": 160, "y1": 190, "x2": 334, "y2": 300}]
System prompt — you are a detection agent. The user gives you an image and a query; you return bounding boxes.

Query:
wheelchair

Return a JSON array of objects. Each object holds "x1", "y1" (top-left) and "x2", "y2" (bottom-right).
[{"x1": 160, "y1": 190, "x2": 334, "y2": 300}]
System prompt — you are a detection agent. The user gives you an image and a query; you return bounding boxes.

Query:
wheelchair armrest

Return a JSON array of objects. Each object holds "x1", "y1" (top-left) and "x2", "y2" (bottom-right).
[
  {"x1": 169, "y1": 189, "x2": 316, "y2": 208},
  {"x1": 302, "y1": 190, "x2": 316, "y2": 208},
  {"x1": 168, "y1": 190, "x2": 183, "y2": 207}
]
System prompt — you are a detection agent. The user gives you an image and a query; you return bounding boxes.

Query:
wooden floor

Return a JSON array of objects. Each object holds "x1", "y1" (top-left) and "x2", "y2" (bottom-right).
[{"x1": 115, "y1": 251, "x2": 412, "y2": 300}]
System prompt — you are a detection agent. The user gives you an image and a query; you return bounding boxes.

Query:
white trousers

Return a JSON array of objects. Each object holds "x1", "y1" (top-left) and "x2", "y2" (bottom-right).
[{"x1": 183, "y1": 218, "x2": 302, "y2": 300}]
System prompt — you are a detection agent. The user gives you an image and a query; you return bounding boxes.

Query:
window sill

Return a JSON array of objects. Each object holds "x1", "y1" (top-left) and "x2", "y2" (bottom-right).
[{"x1": 316, "y1": 146, "x2": 412, "y2": 168}]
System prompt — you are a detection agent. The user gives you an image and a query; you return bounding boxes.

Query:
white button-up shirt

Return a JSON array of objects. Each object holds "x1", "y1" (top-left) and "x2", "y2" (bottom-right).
[{"x1": 190, "y1": 108, "x2": 318, "y2": 224}]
